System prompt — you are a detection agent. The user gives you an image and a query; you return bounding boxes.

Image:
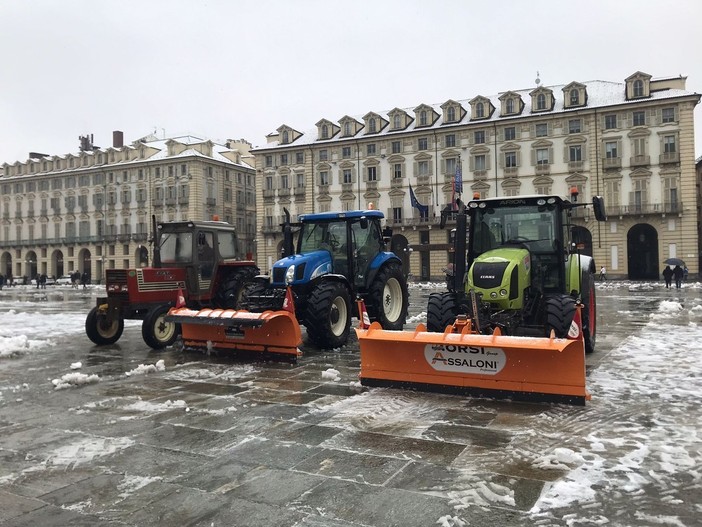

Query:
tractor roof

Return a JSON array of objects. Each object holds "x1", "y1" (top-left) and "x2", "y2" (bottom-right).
[
  {"x1": 299, "y1": 210, "x2": 385, "y2": 222},
  {"x1": 468, "y1": 195, "x2": 571, "y2": 208},
  {"x1": 158, "y1": 220, "x2": 236, "y2": 232}
]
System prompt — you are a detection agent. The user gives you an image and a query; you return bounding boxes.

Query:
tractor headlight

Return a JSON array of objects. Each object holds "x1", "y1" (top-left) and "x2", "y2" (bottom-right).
[
  {"x1": 285, "y1": 265, "x2": 295, "y2": 285},
  {"x1": 499, "y1": 289, "x2": 507, "y2": 296}
]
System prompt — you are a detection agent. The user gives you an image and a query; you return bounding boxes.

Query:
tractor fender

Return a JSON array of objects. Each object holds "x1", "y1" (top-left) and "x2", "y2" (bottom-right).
[
  {"x1": 566, "y1": 254, "x2": 595, "y2": 295},
  {"x1": 365, "y1": 252, "x2": 402, "y2": 285}
]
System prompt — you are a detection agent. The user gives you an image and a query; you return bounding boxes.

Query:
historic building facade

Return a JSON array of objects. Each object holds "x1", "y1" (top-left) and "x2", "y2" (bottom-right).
[
  {"x1": 253, "y1": 72, "x2": 700, "y2": 280},
  {"x1": 0, "y1": 132, "x2": 256, "y2": 283}
]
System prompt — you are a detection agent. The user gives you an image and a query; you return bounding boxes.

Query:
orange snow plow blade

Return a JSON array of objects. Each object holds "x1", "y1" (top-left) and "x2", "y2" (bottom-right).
[
  {"x1": 166, "y1": 307, "x2": 302, "y2": 359},
  {"x1": 356, "y1": 322, "x2": 590, "y2": 405}
]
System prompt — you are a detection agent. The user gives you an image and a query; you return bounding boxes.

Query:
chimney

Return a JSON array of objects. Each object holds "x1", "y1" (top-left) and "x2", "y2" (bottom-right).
[{"x1": 113, "y1": 130, "x2": 124, "y2": 148}]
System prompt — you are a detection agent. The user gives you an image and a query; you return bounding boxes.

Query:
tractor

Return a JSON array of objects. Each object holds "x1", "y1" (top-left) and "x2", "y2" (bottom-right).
[
  {"x1": 427, "y1": 192, "x2": 607, "y2": 353},
  {"x1": 85, "y1": 218, "x2": 258, "y2": 349},
  {"x1": 242, "y1": 209, "x2": 409, "y2": 349}
]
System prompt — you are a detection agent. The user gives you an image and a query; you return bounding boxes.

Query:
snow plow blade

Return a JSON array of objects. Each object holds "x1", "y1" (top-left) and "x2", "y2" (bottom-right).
[
  {"x1": 166, "y1": 308, "x2": 302, "y2": 359},
  {"x1": 356, "y1": 323, "x2": 590, "y2": 405}
]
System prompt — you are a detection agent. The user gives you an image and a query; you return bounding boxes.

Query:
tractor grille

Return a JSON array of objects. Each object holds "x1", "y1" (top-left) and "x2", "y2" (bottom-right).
[
  {"x1": 107, "y1": 269, "x2": 128, "y2": 286},
  {"x1": 273, "y1": 268, "x2": 286, "y2": 283},
  {"x1": 473, "y1": 262, "x2": 509, "y2": 289}
]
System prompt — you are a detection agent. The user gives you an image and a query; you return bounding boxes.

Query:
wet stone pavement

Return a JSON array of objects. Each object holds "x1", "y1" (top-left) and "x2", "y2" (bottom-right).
[{"x1": 0, "y1": 282, "x2": 700, "y2": 526}]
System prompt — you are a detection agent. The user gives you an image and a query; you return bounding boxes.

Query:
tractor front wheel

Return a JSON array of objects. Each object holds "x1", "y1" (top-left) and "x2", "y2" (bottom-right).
[
  {"x1": 367, "y1": 263, "x2": 409, "y2": 330},
  {"x1": 426, "y1": 292, "x2": 460, "y2": 332},
  {"x1": 543, "y1": 294, "x2": 577, "y2": 339},
  {"x1": 305, "y1": 281, "x2": 351, "y2": 349},
  {"x1": 85, "y1": 306, "x2": 124, "y2": 345},
  {"x1": 142, "y1": 304, "x2": 179, "y2": 349}
]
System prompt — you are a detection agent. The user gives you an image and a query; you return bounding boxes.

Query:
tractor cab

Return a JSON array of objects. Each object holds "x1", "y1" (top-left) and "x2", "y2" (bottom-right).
[{"x1": 156, "y1": 220, "x2": 239, "y2": 298}]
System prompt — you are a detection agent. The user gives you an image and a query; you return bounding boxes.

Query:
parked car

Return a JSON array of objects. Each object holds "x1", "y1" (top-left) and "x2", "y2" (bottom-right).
[{"x1": 56, "y1": 275, "x2": 74, "y2": 285}]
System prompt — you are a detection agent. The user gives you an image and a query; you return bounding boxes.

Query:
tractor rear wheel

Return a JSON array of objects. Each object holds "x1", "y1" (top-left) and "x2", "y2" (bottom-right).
[
  {"x1": 214, "y1": 266, "x2": 258, "y2": 309},
  {"x1": 142, "y1": 304, "x2": 179, "y2": 349},
  {"x1": 543, "y1": 294, "x2": 577, "y2": 338},
  {"x1": 427, "y1": 292, "x2": 460, "y2": 332},
  {"x1": 367, "y1": 263, "x2": 408, "y2": 330},
  {"x1": 305, "y1": 281, "x2": 351, "y2": 349},
  {"x1": 85, "y1": 306, "x2": 124, "y2": 345}
]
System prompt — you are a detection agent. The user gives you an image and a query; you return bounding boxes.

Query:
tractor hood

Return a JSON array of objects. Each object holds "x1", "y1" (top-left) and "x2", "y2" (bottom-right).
[
  {"x1": 271, "y1": 250, "x2": 332, "y2": 286},
  {"x1": 468, "y1": 248, "x2": 531, "y2": 308}
]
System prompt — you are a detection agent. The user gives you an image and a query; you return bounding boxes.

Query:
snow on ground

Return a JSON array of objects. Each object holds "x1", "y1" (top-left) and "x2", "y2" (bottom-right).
[{"x1": 125, "y1": 359, "x2": 166, "y2": 376}]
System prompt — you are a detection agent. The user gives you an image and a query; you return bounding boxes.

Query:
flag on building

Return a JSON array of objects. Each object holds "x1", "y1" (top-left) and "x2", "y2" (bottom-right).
[
  {"x1": 409, "y1": 184, "x2": 429, "y2": 217},
  {"x1": 452, "y1": 157, "x2": 463, "y2": 210}
]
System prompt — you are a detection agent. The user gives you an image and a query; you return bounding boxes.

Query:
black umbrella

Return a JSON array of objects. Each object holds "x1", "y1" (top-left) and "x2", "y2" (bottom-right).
[{"x1": 663, "y1": 258, "x2": 686, "y2": 267}]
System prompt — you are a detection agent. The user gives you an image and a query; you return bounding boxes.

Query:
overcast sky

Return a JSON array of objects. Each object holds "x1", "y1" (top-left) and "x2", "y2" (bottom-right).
[{"x1": 1, "y1": 0, "x2": 701, "y2": 163}]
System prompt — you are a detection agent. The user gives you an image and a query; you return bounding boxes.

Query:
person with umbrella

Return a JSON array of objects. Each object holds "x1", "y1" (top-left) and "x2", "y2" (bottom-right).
[
  {"x1": 673, "y1": 266, "x2": 684, "y2": 289},
  {"x1": 662, "y1": 265, "x2": 673, "y2": 288}
]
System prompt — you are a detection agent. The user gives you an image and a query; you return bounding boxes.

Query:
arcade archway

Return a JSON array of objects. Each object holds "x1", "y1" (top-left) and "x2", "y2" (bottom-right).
[{"x1": 627, "y1": 223, "x2": 659, "y2": 280}]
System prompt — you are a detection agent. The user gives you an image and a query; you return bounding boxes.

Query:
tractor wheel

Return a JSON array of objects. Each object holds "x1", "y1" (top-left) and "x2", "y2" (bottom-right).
[
  {"x1": 367, "y1": 263, "x2": 409, "y2": 330},
  {"x1": 240, "y1": 278, "x2": 269, "y2": 311},
  {"x1": 427, "y1": 292, "x2": 460, "y2": 332},
  {"x1": 581, "y1": 272, "x2": 596, "y2": 354},
  {"x1": 214, "y1": 266, "x2": 258, "y2": 309},
  {"x1": 305, "y1": 281, "x2": 351, "y2": 349},
  {"x1": 85, "y1": 306, "x2": 124, "y2": 345},
  {"x1": 543, "y1": 294, "x2": 577, "y2": 339},
  {"x1": 142, "y1": 304, "x2": 179, "y2": 350}
]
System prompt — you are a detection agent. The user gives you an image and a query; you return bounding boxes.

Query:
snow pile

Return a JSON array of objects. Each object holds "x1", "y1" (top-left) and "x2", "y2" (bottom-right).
[
  {"x1": 125, "y1": 359, "x2": 165, "y2": 376},
  {"x1": 52, "y1": 372, "x2": 100, "y2": 390},
  {"x1": 532, "y1": 447, "x2": 586, "y2": 471},
  {"x1": 321, "y1": 368, "x2": 341, "y2": 382},
  {"x1": 122, "y1": 399, "x2": 187, "y2": 414},
  {"x1": 0, "y1": 334, "x2": 47, "y2": 357},
  {"x1": 407, "y1": 311, "x2": 426, "y2": 325},
  {"x1": 70, "y1": 361, "x2": 82, "y2": 370},
  {"x1": 436, "y1": 516, "x2": 466, "y2": 527}
]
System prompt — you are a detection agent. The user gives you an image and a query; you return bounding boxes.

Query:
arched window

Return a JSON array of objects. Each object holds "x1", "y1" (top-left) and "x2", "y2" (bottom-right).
[
  {"x1": 570, "y1": 89, "x2": 579, "y2": 105},
  {"x1": 369, "y1": 118, "x2": 376, "y2": 133},
  {"x1": 447, "y1": 107, "x2": 456, "y2": 122},
  {"x1": 420, "y1": 110, "x2": 427, "y2": 126},
  {"x1": 475, "y1": 102, "x2": 484, "y2": 118},
  {"x1": 321, "y1": 125, "x2": 328, "y2": 139},
  {"x1": 506, "y1": 98, "x2": 514, "y2": 114},
  {"x1": 393, "y1": 114, "x2": 401, "y2": 129},
  {"x1": 537, "y1": 94, "x2": 546, "y2": 110},
  {"x1": 633, "y1": 79, "x2": 644, "y2": 97}
]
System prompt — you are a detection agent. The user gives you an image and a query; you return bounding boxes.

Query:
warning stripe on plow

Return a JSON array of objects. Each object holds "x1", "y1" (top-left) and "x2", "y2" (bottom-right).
[{"x1": 356, "y1": 323, "x2": 590, "y2": 405}]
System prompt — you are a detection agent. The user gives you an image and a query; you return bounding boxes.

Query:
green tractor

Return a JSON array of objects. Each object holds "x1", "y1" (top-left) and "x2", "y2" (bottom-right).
[{"x1": 427, "y1": 192, "x2": 606, "y2": 353}]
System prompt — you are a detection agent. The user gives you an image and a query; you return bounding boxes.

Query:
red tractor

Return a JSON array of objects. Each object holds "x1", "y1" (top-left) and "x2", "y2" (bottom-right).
[{"x1": 85, "y1": 219, "x2": 258, "y2": 349}]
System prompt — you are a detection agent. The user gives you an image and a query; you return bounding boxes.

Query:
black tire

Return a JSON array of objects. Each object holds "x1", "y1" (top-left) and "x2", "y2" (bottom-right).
[
  {"x1": 213, "y1": 266, "x2": 258, "y2": 309},
  {"x1": 581, "y1": 272, "x2": 596, "y2": 354},
  {"x1": 85, "y1": 306, "x2": 124, "y2": 345},
  {"x1": 543, "y1": 294, "x2": 577, "y2": 338},
  {"x1": 367, "y1": 262, "x2": 409, "y2": 330},
  {"x1": 142, "y1": 304, "x2": 179, "y2": 349},
  {"x1": 426, "y1": 292, "x2": 460, "y2": 332},
  {"x1": 304, "y1": 281, "x2": 351, "y2": 349},
  {"x1": 240, "y1": 278, "x2": 270, "y2": 311}
]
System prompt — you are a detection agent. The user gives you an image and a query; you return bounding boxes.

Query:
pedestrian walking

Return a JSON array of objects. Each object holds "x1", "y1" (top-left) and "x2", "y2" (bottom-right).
[
  {"x1": 40, "y1": 273, "x2": 47, "y2": 289},
  {"x1": 673, "y1": 265, "x2": 684, "y2": 289},
  {"x1": 81, "y1": 271, "x2": 89, "y2": 289},
  {"x1": 0, "y1": 274, "x2": 4, "y2": 290},
  {"x1": 599, "y1": 266, "x2": 606, "y2": 281},
  {"x1": 662, "y1": 265, "x2": 673, "y2": 288}
]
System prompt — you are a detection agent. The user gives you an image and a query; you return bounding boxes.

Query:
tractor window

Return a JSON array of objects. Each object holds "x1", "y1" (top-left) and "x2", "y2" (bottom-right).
[
  {"x1": 160, "y1": 232, "x2": 193, "y2": 263},
  {"x1": 218, "y1": 232, "x2": 238, "y2": 259},
  {"x1": 197, "y1": 232, "x2": 215, "y2": 278},
  {"x1": 299, "y1": 221, "x2": 347, "y2": 254},
  {"x1": 471, "y1": 205, "x2": 558, "y2": 257}
]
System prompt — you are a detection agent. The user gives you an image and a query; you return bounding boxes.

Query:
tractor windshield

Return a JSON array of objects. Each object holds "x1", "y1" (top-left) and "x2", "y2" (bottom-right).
[
  {"x1": 160, "y1": 232, "x2": 193, "y2": 264},
  {"x1": 298, "y1": 221, "x2": 348, "y2": 254},
  {"x1": 471, "y1": 205, "x2": 558, "y2": 256}
]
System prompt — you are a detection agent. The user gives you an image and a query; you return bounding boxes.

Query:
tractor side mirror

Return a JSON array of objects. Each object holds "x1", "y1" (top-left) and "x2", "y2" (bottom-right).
[
  {"x1": 592, "y1": 196, "x2": 607, "y2": 222},
  {"x1": 360, "y1": 217, "x2": 368, "y2": 229}
]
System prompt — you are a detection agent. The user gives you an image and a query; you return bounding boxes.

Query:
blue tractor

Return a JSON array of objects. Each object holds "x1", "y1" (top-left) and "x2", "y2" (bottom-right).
[{"x1": 243, "y1": 209, "x2": 409, "y2": 349}]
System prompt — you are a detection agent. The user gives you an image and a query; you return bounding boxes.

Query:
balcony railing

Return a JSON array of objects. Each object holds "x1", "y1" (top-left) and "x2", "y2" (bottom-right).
[
  {"x1": 602, "y1": 157, "x2": 622, "y2": 169},
  {"x1": 535, "y1": 163, "x2": 550, "y2": 175},
  {"x1": 568, "y1": 161, "x2": 583, "y2": 172},
  {"x1": 630, "y1": 155, "x2": 650, "y2": 167},
  {"x1": 607, "y1": 201, "x2": 683, "y2": 216},
  {"x1": 278, "y1": 188, "x2": 290, "y2": 197},
  {"x1": 416, "y1": 175, "x2": 432, "y2": 186},
  {"x1": 660, "y1": 152, "x2": 680, "y2": 164},
  {"x1": 294, "y1": 187, "x2": 306, "y2": 196},
  {"x1": 262, "y1": 189, "x2": 275, "y2": 198},
  {"x1": 391, "y1": 177, "x2": 404, "y2": 188},
  {"x1": 503, "y1": 167, "x2": 518, "y2": 178}
]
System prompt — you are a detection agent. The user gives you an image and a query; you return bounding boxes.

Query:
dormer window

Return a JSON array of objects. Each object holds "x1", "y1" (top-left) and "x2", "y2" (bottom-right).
[
  {"x1": 393, "y1": 115, "x2": 401, "y2": 129},
  {"x1": 344, "y1": 122, "x2": 351, "y2": 136},
  {"x1": 633, "y1": 80, "x2": 644, "y2": 97},
  {"x1": 447, "y1": 107, "x2": 456, "y2": 122},
  {"x1": 369, "y1": 118, "x2": 376, "y2": 133},
  {"x1": 506, "y1": 99, "x2": 514, "y2": 114},
  {"x1": 536, "y1": 94, "x2": 546, "y2": 110},
  {"x1": 570, "y1": 89, "x2": 579, "y2": 105},
  {"x1": 321, "y1": 125, "x2": 328, "y2": 139},
  {"x1": 476, "y1": 103, "x2": 484, "y2": 118},
  {"x1": 420, "y1": 111, "x2": 427, "y2": 126},
  {"x1": 282, "y1": 131, "x2": 289, "y2": 144}
]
